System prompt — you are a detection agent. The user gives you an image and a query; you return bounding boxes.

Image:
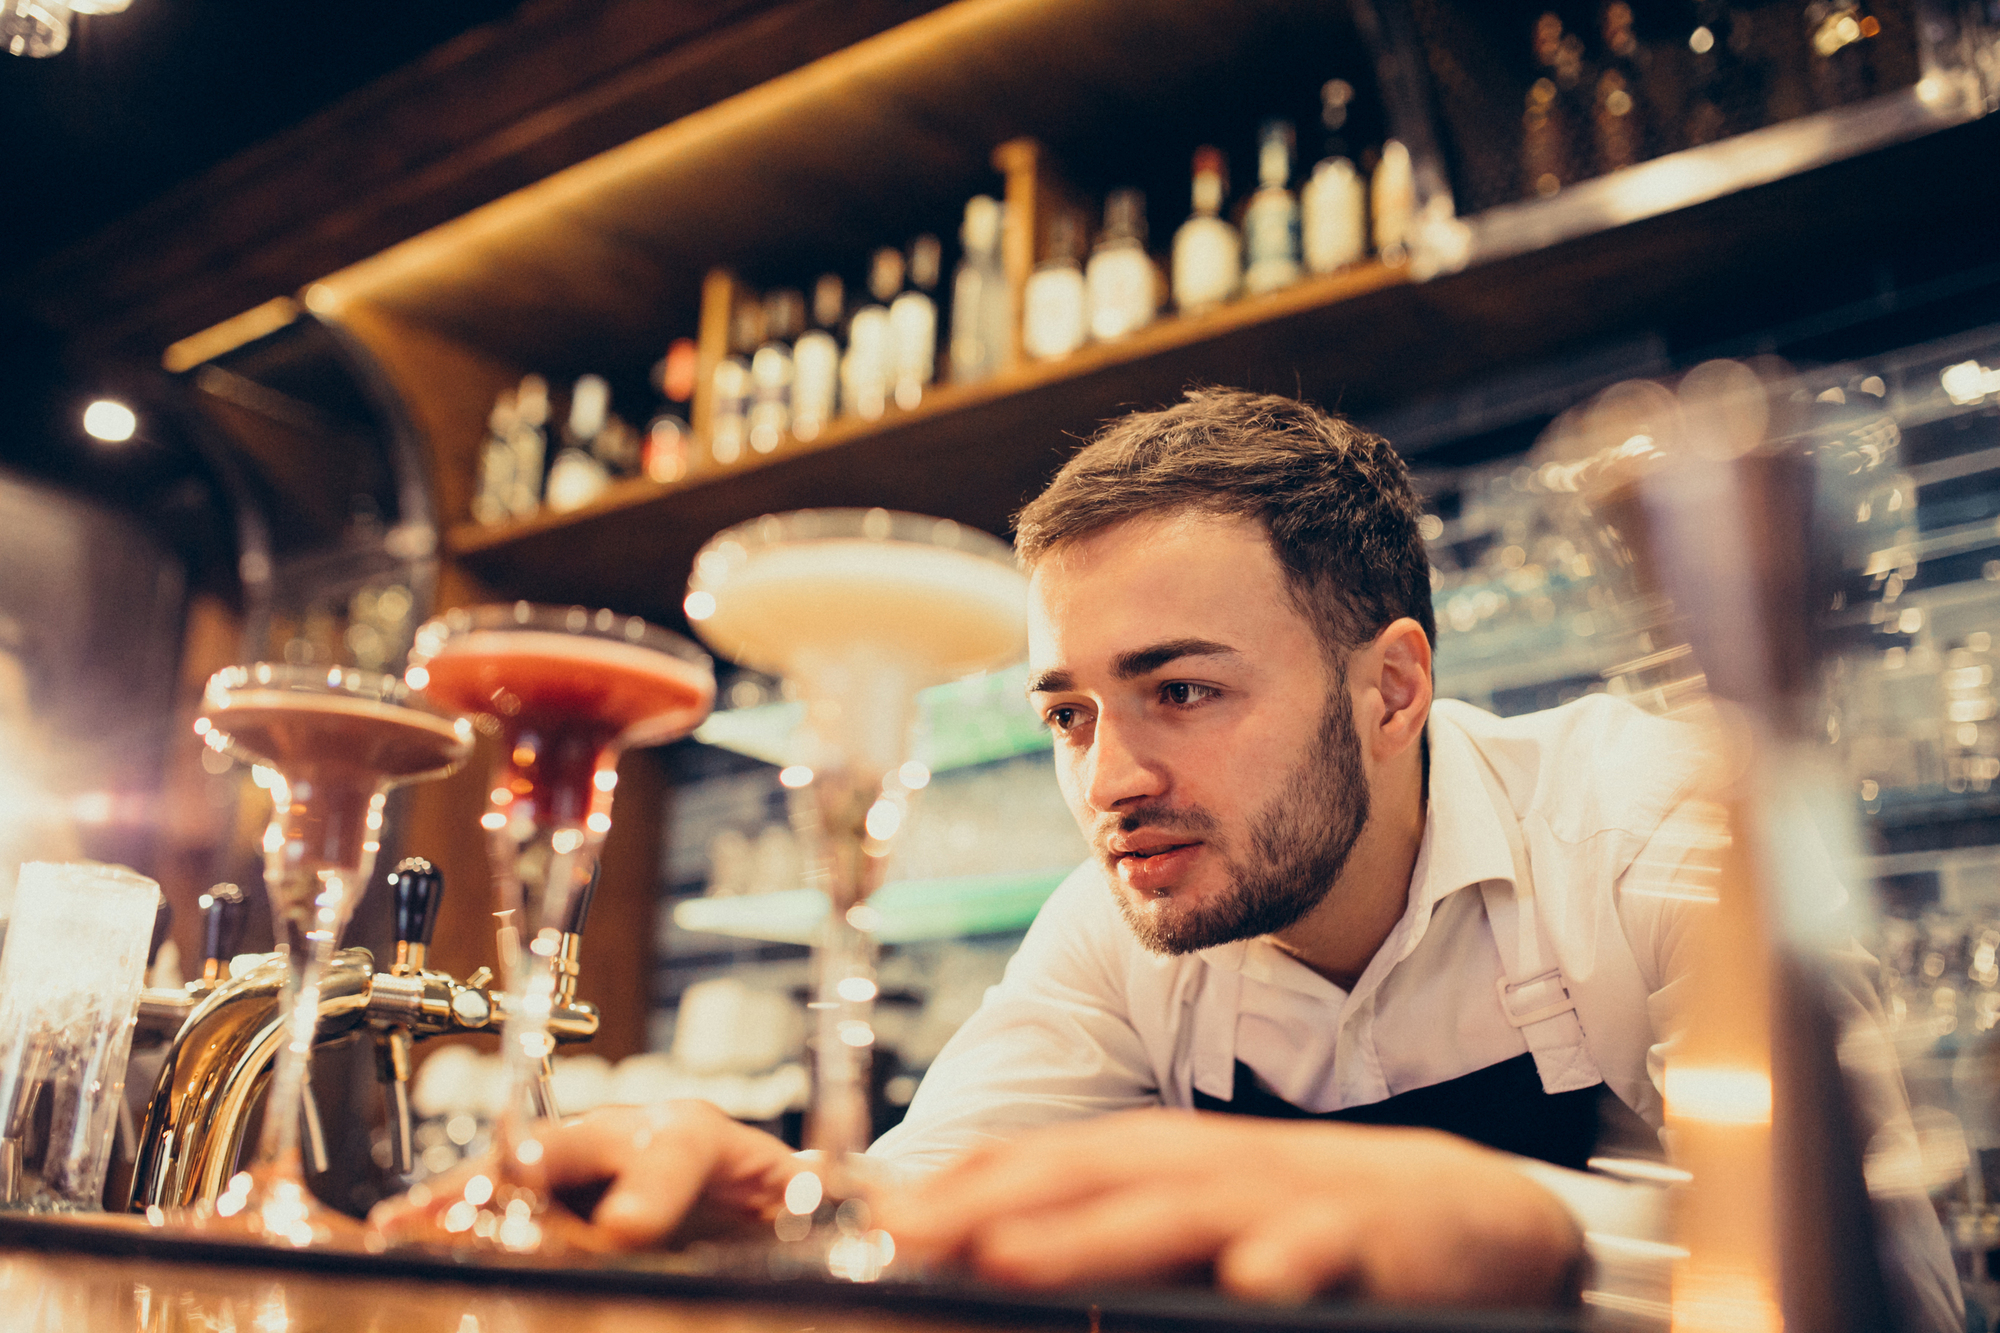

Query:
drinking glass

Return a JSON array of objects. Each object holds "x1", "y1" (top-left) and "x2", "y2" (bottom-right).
[
  {"x1": 684, "y1": 508, "x2": 1026, "y2": 1271},
  {"x1": 193, "y1": 664, "x2": 472, "y2": 1244},
  {"x1": 392, "y1": 602, "x2": 714, "y2": 1251}
]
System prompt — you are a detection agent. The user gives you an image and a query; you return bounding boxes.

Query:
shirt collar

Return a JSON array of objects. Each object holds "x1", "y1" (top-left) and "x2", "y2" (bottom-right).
[
  {"x1": 1412, "y1": 704, "x2": 1521, "y2": 915},
  {"x1": 1194, "y1": 703, "x2": 1521, "y2": 990}
]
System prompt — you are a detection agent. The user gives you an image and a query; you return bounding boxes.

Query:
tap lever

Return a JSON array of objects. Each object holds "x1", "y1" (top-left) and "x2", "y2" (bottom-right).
[
  {"x1": 376, "y1": 1027, "x2": 416, "y2": 1175},
  {"x1": 387, "y1": 857, "x2": 445, "y2": 975},
  {"x1": 199, "y1": 884, "x2": 245, "y2": 985},
  {"x1": 558, "y1": 858, "x2": 602, "y2": 937},
  {"x1": 147, "y1": 899, "x2": 175, "y2": 972}
]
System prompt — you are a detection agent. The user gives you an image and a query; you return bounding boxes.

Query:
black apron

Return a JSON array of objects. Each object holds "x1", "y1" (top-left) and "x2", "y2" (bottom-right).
[{"x1": 1191, "y1": 1054, "x2": 1605, "y2": 1171}]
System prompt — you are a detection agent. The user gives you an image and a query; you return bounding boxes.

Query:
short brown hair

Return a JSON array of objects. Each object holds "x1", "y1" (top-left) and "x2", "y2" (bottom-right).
[{"x1": 1015, "y1": 388, "x2": 1436, "y2": 653}]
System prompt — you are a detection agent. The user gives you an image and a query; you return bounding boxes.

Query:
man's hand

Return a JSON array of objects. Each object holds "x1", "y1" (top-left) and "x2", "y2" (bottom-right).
[
  {"x1": 875, "y1": 1109, "x2": 1584, "y2": 1307},
  {"x1": 369, "y1": 1101, "x2": 798, "y2": 1249}
]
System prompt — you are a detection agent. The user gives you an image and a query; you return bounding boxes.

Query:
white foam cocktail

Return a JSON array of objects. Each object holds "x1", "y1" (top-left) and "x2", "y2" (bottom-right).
[
  {"x1": 194, "y1": 665, "x2": 472, "y2": 1245},
  {"x1": 686, "y1": 509, "x2": 1026, "y2": 1256}
]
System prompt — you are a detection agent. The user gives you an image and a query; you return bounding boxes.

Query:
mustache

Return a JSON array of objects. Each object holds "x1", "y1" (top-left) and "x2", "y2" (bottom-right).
[{"x1": 1092, "y1": 801, "x2": 1221, "y2": 855}]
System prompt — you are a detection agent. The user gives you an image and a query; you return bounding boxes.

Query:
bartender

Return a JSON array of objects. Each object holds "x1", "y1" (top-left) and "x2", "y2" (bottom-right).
[{"x1": 380, "y1": 389, "x2": 1955, "y2": 1318}]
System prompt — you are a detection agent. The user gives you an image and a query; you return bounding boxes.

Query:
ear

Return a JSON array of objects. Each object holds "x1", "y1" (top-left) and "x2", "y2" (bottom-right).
[{"x1": 1357, "y1": 617, "x2": 1432, "y2": 760}]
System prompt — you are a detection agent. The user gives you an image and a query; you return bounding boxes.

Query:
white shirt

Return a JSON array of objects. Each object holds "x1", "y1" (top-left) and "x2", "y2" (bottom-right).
[
  {"x1": 868, "y1": 692, "x2": 1961, "y2": 1327},
  {"x1": 872, "y1": 693, "x2": 1714, "y2": 1174}
]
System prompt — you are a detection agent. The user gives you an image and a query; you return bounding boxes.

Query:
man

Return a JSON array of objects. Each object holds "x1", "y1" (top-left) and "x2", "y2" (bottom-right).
[{"x1": 381, "y1": 389, "x2": 1950, "y2": 1316}]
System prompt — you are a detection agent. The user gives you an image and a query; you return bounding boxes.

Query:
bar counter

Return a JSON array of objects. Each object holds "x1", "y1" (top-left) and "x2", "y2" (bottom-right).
[{"x1": 0, "y1": 1214, "x2": 1589, "y2": 1333}]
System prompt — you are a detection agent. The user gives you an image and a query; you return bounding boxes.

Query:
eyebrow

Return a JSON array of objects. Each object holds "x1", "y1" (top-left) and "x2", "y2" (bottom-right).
[{"x1": 1026, "y1": 638, "x2": 1241, "y2": 695}]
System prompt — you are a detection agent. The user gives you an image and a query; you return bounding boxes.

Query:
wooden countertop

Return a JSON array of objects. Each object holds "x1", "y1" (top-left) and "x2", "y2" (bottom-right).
[{"x1": 0, "y1": 1213, "x2": 1588, "y2": 1332}]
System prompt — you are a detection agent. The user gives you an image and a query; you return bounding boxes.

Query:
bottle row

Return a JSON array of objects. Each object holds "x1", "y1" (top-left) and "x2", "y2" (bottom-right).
[{"x1": 466, "y1": 98, "x2": 1416, "y2": 523}]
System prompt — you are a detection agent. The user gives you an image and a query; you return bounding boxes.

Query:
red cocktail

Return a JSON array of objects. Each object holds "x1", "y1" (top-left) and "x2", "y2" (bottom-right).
[
  {"x1": 194, "y1": 665, "x2": 472, "y2": 1246},
  {"x1": 387, "y1": 605, "x2": 714, "y2": 1253}
]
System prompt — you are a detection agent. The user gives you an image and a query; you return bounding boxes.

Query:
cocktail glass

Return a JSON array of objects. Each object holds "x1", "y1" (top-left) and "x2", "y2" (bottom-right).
[
  {"x1": 191, "y1": 664, "x2": 473, "y2": 1244},
  {"x1": 684, "y1": 508, "x2": 1026, "y2": 1269},
  {"x1": 392, "y1": 602, "x2": 715, "y2": 1251}
]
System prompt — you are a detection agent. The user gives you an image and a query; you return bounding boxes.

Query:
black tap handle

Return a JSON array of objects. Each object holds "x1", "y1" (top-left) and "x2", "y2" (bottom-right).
[
  {"x1": 560, "y1": 859, "x2": 602, "y2": 937},
  {"x1": 201, "y1": 884, "x2": 246, "y2": 966},
  {"x1": 389, "y1": 857, "x2": 445, "y2": 948},
  {"x1": 147, "y1": 898, "x2": 174, "y2": 969}
]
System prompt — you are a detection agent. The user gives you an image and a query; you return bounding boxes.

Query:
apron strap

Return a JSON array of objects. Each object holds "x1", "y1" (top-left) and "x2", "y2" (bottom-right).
[{"x1": 1470, "y1": 757, "x2": 1605, "y2": 1096}]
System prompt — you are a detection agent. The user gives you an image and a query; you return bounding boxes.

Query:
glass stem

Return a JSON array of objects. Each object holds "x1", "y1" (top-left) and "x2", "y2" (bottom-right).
[
  {"x1": 489, "y1": 824, "x2": 597, "y2": 1179},
  {"x1": 803, "y1": 768, "x2": 890, "y2": 1179},
  {"x1": 252, "y1": 789, "x2": 384, "y2": 1181},
  {"x1": 806, "y1": 907, "x2": 879, "y2": 1177}
]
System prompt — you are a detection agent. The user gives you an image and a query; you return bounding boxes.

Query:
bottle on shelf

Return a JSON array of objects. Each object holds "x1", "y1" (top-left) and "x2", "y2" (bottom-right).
[
  {"x1": 890, "y1": 235, "x2": 941, "y2": 411},
  {"x1": 1592, "y1": 2, "x2": 1652, "y2": 174},
  {"x1": 1371, "y1": 139, "x2": 1416, "y2": 263},
  {"x1": 1523, "y1": 12, "x2": 1585, "y2": 197},
  {"x1": 791, "y1": 275, "x2": 843, "y2": 441},
  {"x1": 748, "y1": 289, "x2": 802, "y2": 455},
  {"x1": 1243, "y1": 120, "x2": 1303, "y2": 296},
  {"x1": 950, "y1": 195, "x2": 1010, "y2": 385},
  {"x1": 471, "y1": 388, "x2": 518, "y2": 525},
  {"x1": 1085, "y1": 188, "x2": 1157, "y2": 342},
  {"x1": 544, "y1": 373, "x2": 613, "y2": 513},
  {"x1": 1172, "y1": 146, "x2": 1241, "y2": 314},
  {"x1": 506, "y1": 373, "x2": 550, "y2": 517},
  {"x1": 644, "y1": 336, "x2": 696, "y2": 483},
  {"x1": 842, "y1": 249, "x2": 899, "y2": 421},
  {"x1": 1301, "y1": 79, "x2": 1367, "y2": 275},
  {"x1": 1022, "y1": 210, "x2": 1088, "y2": 361},
  {"x1": 710, "y1": 301, "x2": 758, "y2": 466}
]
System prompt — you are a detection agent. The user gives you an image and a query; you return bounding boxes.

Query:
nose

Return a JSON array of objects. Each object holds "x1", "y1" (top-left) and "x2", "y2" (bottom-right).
[{"x1": 1079, "y1": 711, "x2": 1166, "y2": 814}]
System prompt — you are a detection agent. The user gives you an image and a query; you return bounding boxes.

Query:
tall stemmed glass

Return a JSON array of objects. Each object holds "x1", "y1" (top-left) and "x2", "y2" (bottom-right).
[
  {"x1": 392, "y1": 603, "x2": 714, "y2": 1252},
  {"x1": 192, "y1": 664, "x2": 473, "y2": 1245},
  {"x1": 684, "y1": 509, "x2": 1026, "y2": 1266}
]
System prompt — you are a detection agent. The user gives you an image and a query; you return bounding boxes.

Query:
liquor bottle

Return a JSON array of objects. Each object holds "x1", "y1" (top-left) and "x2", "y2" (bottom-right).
[
  {"x1": 1805, "y1": 0, "x2": 1880, "y2": 110},
  {"x1": 471, "y1": 388, "x2": 517, "y2": 525},
  {"x1": 1523, "y1": 11, "x2": 1585, "y2": 196},
  {"x1": 1301, "y1": 79, "x2": 1367, "y2": 274},
  {"x1": 1371, "y1": 140, "x2": 1416, "y2": 261},
  {"x1": 507, "y1": 374, "x2": 550, "y2": 517},
  {"x1": 544, "y1": 374, "x2": 613, "y2": 513},
  {"x1": 709, "y1": 301, "x2": 757, "y2": 466},
  {"x1": 1085, "y1": 188, "x2": 1157, "y2": 342},
  {"x1": 643, "y1": 411, "x2": 689, "y2": 483},
  {"x1": 791, "y1": 275, "x2": 843, "y2": 442},
  {"x1": 890, "y1": 235, "x2": 941, "y2": 410},
  {"x1": 1022, "y1": 210, "x2": 1088, "y2": 360},
  {"x1": 1172, "y1": 146, "x2": 1241, "y2": 314},
  {"x1": 1242, "y1": 120, "x2": 1302, "y2": 296},
  {"x1": 949, "y1": 195, "x2": 1010, "y2": 385},
  {"x1": 841, "y1": 249, "x2": 899, "y2": 421},
  {"x1": 748, "y1": 289, "x2": 802, "y2": 454},
  {"x1": 1592, "y1": 2, "x2": 1651, "y2": 173},
  {"x1": 643, "y1": 335, "x2": 696, "y2": 482}
]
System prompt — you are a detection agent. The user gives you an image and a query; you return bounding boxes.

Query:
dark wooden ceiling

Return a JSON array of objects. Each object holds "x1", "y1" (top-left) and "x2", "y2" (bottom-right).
[{"x1": 3, "y1": 0, "x2": 949, "y2": 368}]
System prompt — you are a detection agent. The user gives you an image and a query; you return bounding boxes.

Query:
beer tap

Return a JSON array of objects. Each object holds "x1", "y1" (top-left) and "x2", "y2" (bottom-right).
[
  {"x1": 127, "y1": 861, "x2": 601, "y2": 1210},
  {"x1": 199, "y1": 884, "x2": 245, "y2": 986},
  {"x1": 375, "y1": 858, "x2": 442, "y2": 1175}
]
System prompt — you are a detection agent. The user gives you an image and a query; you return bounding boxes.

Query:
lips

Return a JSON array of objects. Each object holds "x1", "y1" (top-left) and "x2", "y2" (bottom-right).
[{"x1": 1110, "y1": 841, "x2": 1202, "y2": 894}]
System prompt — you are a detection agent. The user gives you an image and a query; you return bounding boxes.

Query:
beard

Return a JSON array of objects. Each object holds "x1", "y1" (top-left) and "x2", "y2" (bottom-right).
[{"x1": 1104, "y1": 687, "x2": 1370, "y2": 956}]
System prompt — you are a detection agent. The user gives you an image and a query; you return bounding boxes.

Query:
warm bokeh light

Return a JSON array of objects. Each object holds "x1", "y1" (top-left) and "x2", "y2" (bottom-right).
[{"x1": 82, "y1": 399, "x2": 137, "y2": 443}]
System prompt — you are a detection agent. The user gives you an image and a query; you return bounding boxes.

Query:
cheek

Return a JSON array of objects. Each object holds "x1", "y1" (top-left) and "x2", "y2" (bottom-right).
[{"x1": 1053, "y1": 750, "x2": 1091, "y2": 823}]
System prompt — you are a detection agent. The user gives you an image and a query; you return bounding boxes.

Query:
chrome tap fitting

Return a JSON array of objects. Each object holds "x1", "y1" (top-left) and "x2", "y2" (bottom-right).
[{"x1": 126, "y1": 869, "x2": 599, "y2": 1211}]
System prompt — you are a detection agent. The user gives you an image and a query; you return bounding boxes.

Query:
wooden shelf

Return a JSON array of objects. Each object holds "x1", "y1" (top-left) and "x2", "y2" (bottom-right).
[{"x1": 423, "y1": 111, "x2": 2000, "y2": 630}]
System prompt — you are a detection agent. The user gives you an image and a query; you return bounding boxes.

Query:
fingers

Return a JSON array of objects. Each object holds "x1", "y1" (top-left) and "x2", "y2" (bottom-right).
[
  {"x1": 886, "y1": 1110, "x2": 1211, "y2": 1256},
  {"x1": 1215, "y1": 1201, "x2": 1365, "y2": 1304},
  {"x1": 968, "y1": 1180, "x2": 1245, "y2": 1289}
]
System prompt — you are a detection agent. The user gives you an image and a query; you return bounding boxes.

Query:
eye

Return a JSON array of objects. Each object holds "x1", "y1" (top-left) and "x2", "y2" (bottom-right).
[
  {"x1": 1160, "y1": 681, "x2": 1218, "y2": 708},
  {"x1": 1043, "y1": 704, "x2": 1084, "y2": 734}
]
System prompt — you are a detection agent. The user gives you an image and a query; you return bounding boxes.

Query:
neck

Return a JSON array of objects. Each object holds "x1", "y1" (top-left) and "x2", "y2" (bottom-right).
[{"x1": 1269, "y1": 743, "x2": 1427, "y2": 991}]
